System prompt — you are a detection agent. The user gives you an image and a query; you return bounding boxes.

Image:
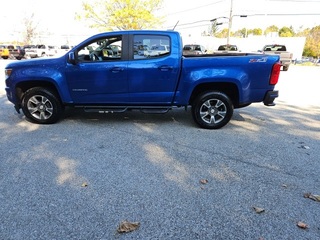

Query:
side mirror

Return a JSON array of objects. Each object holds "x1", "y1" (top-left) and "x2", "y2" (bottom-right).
[{"x1": 68, "y1": 52, "x2": 77, "y2": 65}]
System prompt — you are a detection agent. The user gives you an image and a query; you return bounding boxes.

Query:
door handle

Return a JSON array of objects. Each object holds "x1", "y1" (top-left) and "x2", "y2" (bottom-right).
[
  {"x1": 158, "y1": 65, "x2": 173, "y2": 71},
  {"x1": 110, "y1": 67, "x2": 124, "y2": 73}
]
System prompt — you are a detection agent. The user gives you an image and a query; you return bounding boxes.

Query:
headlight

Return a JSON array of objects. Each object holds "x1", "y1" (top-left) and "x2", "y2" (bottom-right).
[{"x1": 5, "y1": 68, "x2": 12, "y2": 79}]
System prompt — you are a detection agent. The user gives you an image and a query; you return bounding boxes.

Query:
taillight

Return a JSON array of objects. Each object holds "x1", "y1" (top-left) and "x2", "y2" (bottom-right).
[{"x1": 270, "y1": 62, "x2": 281, "y2": 85}]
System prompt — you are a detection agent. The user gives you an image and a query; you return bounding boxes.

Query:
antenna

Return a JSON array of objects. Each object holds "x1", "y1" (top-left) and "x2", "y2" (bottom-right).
[{"x1": 172, "y1": 21, "x2": 179, "y2": 30}]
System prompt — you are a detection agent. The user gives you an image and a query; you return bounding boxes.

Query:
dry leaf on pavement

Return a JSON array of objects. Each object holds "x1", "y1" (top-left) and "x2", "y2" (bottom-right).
[
  {"x1": 253, "y1": 206, "x2": 265, "y2": 214},
  {"x1": 297, "y1": 221, "x2": 308, "y2": 229},
  {"x1": 303, "y1": 193, "x2": 320, "y2": 202},
  {"x1": 200, "y1": 179, "x2": 208, "y2": 184},
  {"x1": 81, "y1": 182, "x2": 88, "y2": 187},
  {"x1": 117, "y1": 221, "x2": 140, "y2": 233}
]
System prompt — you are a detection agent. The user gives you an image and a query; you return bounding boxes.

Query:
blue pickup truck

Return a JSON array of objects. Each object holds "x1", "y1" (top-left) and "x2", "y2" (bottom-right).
[{"x1": 4, "y1": 30, "x2": 280, "y2": 129}]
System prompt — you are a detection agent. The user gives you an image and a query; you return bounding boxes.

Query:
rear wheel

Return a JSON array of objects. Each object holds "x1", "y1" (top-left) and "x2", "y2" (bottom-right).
[
  {"x1": 22, "y1": 87, "x2": 63, "y2": 124},
  {"x1": 192, "y1": 91, "x2": 233, "y2": 129}
]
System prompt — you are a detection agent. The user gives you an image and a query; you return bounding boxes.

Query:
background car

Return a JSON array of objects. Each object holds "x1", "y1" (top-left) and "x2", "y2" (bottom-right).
[
  {"x1": 0, "y1": 45, "x2": 10, "y2": 59},
  {"x1": 0, "y1": 45, "x2": 25, "y2": 60},
  {"x1": 183, "y1": 44, "x2": 207, "y2": 55},
  {"x1": 213, "y1": 44, "x2": 240, "y2": 54}
]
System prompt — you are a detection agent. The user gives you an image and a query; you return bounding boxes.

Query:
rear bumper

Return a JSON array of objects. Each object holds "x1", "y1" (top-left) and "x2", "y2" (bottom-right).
[{"x1": 263, "y1": 90, "x2": 279, "y2": 106}]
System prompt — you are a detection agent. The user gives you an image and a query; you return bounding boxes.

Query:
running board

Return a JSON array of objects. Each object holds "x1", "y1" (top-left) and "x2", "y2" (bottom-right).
[
  {"x1": 140, "y1": 108, "x2": 171, "y2": 114},
  {"x1": 83, "y1": 107, "x2": 127, "y2": 113},
  {"x1": 78, "y1": 106, "x2": 172, "y2": 114}
]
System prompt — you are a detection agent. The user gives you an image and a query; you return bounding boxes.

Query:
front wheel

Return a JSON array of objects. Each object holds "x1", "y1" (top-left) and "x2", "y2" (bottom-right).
[
  {"x1": 22, "y1": 87, "x2": 63, "y2": 124},
  {"x1": 192, "y1": 91, "x2": 234, "y2": 129}
]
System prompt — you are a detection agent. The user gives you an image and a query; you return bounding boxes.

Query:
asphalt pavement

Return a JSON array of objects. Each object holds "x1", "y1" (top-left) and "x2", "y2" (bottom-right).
[{"x1": 1, "y1": 59, "x2": 320, "y2": 239}]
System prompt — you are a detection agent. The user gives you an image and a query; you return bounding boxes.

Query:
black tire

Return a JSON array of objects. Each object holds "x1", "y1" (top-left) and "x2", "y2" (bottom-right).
[
  {"x1": 192, "y1": 91, "x2": 234, "y2": 129},
  {"x1": 21, "y1": 87, "x2": 63, "y2": 124},
  {"x1": 283, "y1": 66, "x2": 289, "y2": 71}
]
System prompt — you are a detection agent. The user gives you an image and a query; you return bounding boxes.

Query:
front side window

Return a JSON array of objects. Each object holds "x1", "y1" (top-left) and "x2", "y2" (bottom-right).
[
  {"x1": 133, "y1": 35, "x2": 170, "y2": 60},
  {"x1": 77, "y1": 35, "x2": 122, "y2": 62}
]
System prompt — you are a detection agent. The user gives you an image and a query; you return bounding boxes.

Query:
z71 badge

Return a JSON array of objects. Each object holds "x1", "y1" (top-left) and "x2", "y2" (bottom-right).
[{"x1": 249, "y1": 57, "x2": 268, "y2": 63}]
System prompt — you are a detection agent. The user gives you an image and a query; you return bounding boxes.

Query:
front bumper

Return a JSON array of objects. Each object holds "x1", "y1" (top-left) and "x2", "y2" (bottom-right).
[{"x1": 263, "y1": 90, "x2": 279, "y2": 106}]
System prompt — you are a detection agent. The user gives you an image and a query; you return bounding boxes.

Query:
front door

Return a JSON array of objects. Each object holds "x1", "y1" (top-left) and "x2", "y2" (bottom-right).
[{"x1": 65, "y1": 34, "x2": 129, "y2": 104}]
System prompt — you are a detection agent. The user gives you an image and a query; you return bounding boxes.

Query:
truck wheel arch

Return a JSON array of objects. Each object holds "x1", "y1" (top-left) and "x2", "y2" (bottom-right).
[
  {"x1": 189, "y1": 82, "x2": 239, "y2": 107},
  {"x1": 16, "y1": 81, "x2": 62, "y2": 104}
]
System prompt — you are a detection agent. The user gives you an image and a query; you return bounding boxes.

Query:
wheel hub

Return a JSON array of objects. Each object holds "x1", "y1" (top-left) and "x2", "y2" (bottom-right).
[
  {"x1": 38, "y1": 104, "x2": 46, "y2": 111},
  {"x1": 209, "y1": 107, "x2": 217, "y2": 115}
]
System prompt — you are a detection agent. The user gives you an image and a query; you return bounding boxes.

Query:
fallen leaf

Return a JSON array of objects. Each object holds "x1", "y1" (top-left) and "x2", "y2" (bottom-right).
[
  {"x1": 304, "y1": 193, "x2": 311, "y2": 198},
  {"x1": 303, "y1": 193, "x2": 320, "y2": 202},
  {"x1": 200, "y1": 179, "x2": 208, "y2": 184},
  {"x1": 253, "y1": 206, "x2": 265, "y2": 214},
  {"x1": 297, "y1": 221, "x2": 308, "y2": 229},
  {"x1": 117, "y1": 221, "x2": 140, "y2": 233},
  {"x1": 81, "y1": 182, "x2": 88, "y2": 187},
  {"x1": 299, "y1": 145, "x2": 310, "y2": 149},
  {"x1": 282, "y1": 184, "x2": 288, "y2": 188}
]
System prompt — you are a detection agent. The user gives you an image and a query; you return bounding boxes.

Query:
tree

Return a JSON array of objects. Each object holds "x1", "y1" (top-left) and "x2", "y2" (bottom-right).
[
  {"x1": 215, "y1": 28, "x2": 229, "y2": 38},
  {"x1": 77, "y1": 0, "x2": 164, "y2": 31},
  {"x1": 303, "y1": 26, "x2": 320, "y2": 57},
  {"x1": 250, "y1": 28, "x2": 263, "y2": 36},
  {"x1": 233, "y1": 28, "x2": 246, "y2": 38},
  {"x1": 279, "y1": 26, "x2": 295, "y2": 37},
  {"x1": 22, "y1": 13, "x2": 39, "y2": 44},
  {"x1": 296, "y1": 27, "x2": 310, "y2": 37},
  {"x1": 264, "y1": 25, "x2": 279, "y2": 36},
  {"x1": 208, "y1": 22, "x2": 221, "y2": 37}
]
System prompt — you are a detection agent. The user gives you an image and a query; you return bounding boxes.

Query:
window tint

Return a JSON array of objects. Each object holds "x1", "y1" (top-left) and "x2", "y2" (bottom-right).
[
  {"x1": 133, "y1": 35, "x2": 170, "y2": 60},
  {"x1": 77, "y1": 35, "x2": 122, "y2": 62},
  {"x1": 264, "y1": 45, "x2": 286, "y2": 51}
]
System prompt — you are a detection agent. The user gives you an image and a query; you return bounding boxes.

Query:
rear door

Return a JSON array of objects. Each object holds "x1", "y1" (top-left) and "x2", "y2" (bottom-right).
[{"x1": 127, "y1": 34, "x2": 181, "y2": 105}]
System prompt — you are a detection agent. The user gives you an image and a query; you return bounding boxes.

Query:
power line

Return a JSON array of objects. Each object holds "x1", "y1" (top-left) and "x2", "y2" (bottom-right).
[
  {"x1": 247, "y1": 13, "x2": 320, "y2": 16},
  {"x1": 269, "y1": 0, "x2": 320, "y2": 2},
  {"x1": 166, "y1": 0, "x2": 224, "y2": 16}
]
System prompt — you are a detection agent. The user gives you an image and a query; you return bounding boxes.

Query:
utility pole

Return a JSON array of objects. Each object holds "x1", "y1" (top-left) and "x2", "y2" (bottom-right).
[{"x1": 227, "y1": 0, "x2": 233, "y2": 44}]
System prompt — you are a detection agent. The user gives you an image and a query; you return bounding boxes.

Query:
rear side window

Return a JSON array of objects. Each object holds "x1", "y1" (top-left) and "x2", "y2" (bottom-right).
[
  {"x1": 264, "y1": 45, "x2": 286, "y2": 51},
  {"x1": 133, "y1": 35, "x2": 170, "y2": 60}
]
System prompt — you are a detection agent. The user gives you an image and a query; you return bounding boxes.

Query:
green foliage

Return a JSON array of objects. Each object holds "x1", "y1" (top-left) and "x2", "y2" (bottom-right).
[
  {"x1": 77, "y1": 0, "x2": 164, "y2": 31},
  {"x1": 279, "y1": 26, "x2": 295, "y2": 37},
  {"x1": 264, "y1": 25, "x2": 279, "y2": 35},
  {"x1": 208, "y1": 22, "x2": 221, "y2": 37},
  {"x1": 250, "y1": 28, "x2": 263, "y2": 36},
  {"x1": 233, "y1": 28, "x2": 246, "y2": 38},
  {"x1": 303, "y1": 26, "x2": 320, "y2": 57},
  {"x1": 215, "y1": 28, "x2": 229, "y2": 38}
]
